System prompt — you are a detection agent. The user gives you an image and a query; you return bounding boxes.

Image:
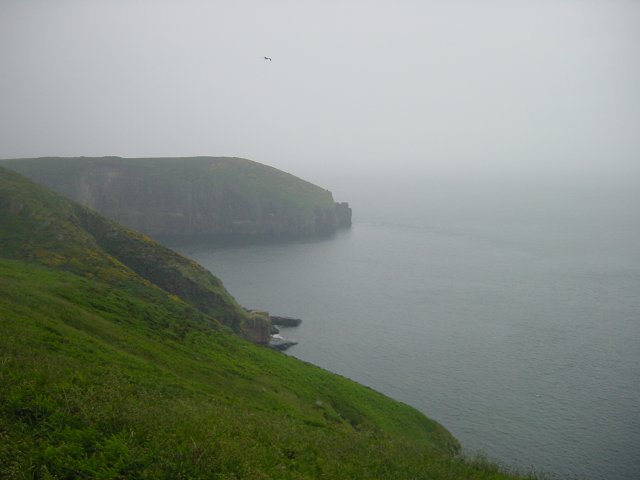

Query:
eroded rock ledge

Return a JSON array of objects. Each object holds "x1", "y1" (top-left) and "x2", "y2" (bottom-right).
[
  {"x1": 247, "y1": 311, "x2": 301, "y2": 351},
  {"x1": 270, "y1": 316, "x2": 303, "y2": 327}
]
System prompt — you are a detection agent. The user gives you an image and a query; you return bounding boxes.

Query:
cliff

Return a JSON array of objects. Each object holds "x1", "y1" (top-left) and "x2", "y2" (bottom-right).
[{"x1": 1, "y1": 156, "x2": 352, "y2": 238}]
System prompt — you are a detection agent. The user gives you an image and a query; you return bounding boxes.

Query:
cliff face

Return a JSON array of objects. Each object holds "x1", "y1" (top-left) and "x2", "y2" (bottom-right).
[
  {"x1": 2, "y1": 157, "x2": 351, "y2": 238},
  {"x1": 335, "y1": 202, "x2": 352, "y2": 228}
]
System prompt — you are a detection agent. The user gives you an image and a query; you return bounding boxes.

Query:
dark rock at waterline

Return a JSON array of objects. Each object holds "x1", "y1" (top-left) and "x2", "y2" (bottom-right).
[
  {"x1": 335, "y1": 202, "x2": 352, "y2": 228},
  {"x1": 270, "y1": 316, "x2": 302, "y2": 327},
  {"x1": 270, "y1": 325, "x2": 280, "y2": 334},
  {"x1": 268, "y1": 336, "x2": 298, "y2": 351}
]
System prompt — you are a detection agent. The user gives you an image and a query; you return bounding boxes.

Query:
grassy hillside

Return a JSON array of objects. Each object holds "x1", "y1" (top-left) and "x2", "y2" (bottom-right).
[
  {"x1": 0, "y1": 167, "x2": 532, "y2": 479},
  {"x1": 0, "y1": 165, "x2": 257, "y2": 336}
]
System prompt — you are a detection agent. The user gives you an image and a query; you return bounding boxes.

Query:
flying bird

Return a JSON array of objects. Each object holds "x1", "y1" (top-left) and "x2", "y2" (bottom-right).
[{"x1": 264, "y1": 56, "x2": 272, "y2": 61}]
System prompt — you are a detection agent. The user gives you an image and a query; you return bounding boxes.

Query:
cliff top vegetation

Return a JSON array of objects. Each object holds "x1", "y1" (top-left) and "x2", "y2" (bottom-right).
[{"x1": 1, "y1": 156, "x2": 336, "y2": 215}]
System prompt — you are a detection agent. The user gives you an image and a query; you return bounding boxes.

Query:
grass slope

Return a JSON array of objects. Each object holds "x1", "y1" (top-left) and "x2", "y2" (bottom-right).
[
  {"x1": 0, "y1": 168, "x2": 532, "y2": 479},
  {"x1": 0, "y1": 166, "x2": 252, "y2": 334}
]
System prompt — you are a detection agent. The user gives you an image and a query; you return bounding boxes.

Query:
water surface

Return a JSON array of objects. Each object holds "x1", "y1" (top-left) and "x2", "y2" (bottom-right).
[{"x1": 166, "y1": 175, "x2": 640, "y2": 480}]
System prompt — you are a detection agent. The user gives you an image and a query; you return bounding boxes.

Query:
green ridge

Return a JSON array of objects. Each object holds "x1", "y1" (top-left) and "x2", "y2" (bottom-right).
[
  {"x1": 0, "y1": 167, "x2": 533, "y2": 479},
  {"x1": 1, "y1": 157, "x2": 335, "y2": 213}
]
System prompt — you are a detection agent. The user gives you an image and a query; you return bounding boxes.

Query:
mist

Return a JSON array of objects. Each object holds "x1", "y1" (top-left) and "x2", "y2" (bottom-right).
[
  {"x1": 2, "y1": 3, "x2": 640, "y2": 479},
  {"x1": 1, "y1": 0, "x2": 639, "y2": 184}
]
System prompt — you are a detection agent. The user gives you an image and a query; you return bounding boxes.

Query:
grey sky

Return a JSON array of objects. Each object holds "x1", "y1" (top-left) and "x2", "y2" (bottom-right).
[{"x1": 1, "y1": 0, "x2": 638, "y2": 180}]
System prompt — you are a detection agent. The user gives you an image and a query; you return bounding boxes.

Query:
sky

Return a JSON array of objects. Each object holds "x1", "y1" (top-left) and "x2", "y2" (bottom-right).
[{"x1": 1, "y1": 0, "x2": 639, "y2": 182}]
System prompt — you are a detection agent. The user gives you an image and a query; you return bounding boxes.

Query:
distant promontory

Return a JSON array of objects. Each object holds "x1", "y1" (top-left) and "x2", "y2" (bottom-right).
[{"x1": 1, "y1": 156, "x2": 352, "y2": 238}]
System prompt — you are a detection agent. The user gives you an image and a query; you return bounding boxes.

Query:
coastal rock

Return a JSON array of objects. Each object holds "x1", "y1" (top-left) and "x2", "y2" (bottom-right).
[
  {"x1": 335, "y1": 202, "x2": 352, "y2": 227},
  {"x1": 268, "y1": 335, "x2": 298, "y2": 351},
  {"x1": 270, "y1": 316, "x2": 302, "y2": 327},
  {"x1": 245, "y1": 310, "x2": 271, "y2": 344}
]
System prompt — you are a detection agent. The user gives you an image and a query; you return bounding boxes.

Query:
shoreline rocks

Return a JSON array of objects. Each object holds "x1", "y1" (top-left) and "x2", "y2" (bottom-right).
[
  {"x1": 267, "y1": 335, "x2": 298, "y2": 351},
  {"x1": 270, "y1": 316, "x2": 302, "y2": 327},
  {"x1": 248, "y1": 311, "x2": 301, "y2": 350},
  {"x1": 268, "y1": 315, "x2": 301, "y2": 351}
]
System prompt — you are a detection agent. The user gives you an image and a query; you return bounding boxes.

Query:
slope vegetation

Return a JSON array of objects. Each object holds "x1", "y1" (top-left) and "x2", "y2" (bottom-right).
[
  {"x1": 0, "y1": 167, "x2": 529, "y2": 479},
  {"x1": 0, "y1": 166, "x2": 260, "y2": 338}
]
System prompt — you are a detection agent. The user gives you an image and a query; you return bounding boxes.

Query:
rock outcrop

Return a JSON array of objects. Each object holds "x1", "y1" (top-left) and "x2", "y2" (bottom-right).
[
  {"x1": 335, "y1": 202, "x2": 352, "y2": 228},
  {"x1": 245, "y1": 311, "x2": 272, "y2": 344},
  {"x1": 270, "y1": 316, "x2": 303, "y2": 327},
  {"x1": 268, "y1": 336, "x2": 299, "y2": 351},
  {"x1": 2, "y1": 156, "x2": 352, "y2": 238},
  {"x1": 267, "y1": 315, "x2": 301, "y2": 351}
]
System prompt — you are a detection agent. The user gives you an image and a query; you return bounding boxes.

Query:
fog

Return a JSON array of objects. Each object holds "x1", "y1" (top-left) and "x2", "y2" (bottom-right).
[
  {"x1": 2, "y1": 5, "x2": 639, "y2": 478},
  {"x1": 1, "y1": 0, "x2": 639, "y2": 184}
]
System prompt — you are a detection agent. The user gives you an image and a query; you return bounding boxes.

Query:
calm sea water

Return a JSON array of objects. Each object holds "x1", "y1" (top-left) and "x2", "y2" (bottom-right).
[{"x1": 165, "y1": 175, "x2": 640, "y2": 480}]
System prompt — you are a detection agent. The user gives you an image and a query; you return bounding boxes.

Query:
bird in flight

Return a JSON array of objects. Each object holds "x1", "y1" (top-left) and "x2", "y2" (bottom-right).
[{"x1": 264, "y1": 56, "x2": 272, "y2": 61}]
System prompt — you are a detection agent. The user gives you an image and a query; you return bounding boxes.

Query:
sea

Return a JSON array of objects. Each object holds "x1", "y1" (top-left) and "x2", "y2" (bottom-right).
[{"x1": 165, "y1": 172, "x2": 640, "y2": 480}]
